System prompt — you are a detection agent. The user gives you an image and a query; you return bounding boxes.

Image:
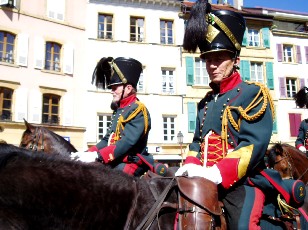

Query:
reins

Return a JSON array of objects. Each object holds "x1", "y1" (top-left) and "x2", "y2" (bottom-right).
[{"x1": 135, "y1": 177, "x2": 176, "y2": 230}]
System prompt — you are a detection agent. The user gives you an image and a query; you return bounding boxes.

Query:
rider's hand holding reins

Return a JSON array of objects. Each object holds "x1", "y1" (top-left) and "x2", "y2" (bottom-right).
[{"x1": 175, "y1": 164, "x2": 222, "y2": 185}]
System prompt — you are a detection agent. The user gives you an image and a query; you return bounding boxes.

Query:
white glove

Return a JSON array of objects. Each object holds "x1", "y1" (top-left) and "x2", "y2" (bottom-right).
[
  {"x1": 70, "y1": 151, "x2": 98, "y2": 163},
  {"x1": 299, "y1": 146, "x2": 306, "y2": 153},
  {"x1": 175, "y1": 164, "x2": 222, "y2": 185}
]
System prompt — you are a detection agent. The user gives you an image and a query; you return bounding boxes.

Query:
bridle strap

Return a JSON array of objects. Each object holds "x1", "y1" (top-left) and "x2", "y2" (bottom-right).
[
  {"x1": 124, "y1": 180, "x2": 139, "y2": 229},
  {"x1": 28, "y1": 127, "x2": 45, "y2": 152},
  {"x1": 136, "y1": 177, "x2": 176, "y2": 230}
]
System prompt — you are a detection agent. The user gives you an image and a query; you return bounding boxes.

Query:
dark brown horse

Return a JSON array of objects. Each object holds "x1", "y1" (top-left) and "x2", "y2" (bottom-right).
[
  {"x1": 0, "y1": 143, "x2": 227, "y2": 230},
  {"x1": 20, "y1": 119, "x2": 76, "y2": 157},
  {"x1": 267, "y1": 143, "x2": 308, "y2": 184}
]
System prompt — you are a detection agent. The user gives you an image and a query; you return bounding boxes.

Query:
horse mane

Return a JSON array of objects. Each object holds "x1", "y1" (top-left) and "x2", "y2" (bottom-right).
[{"x1": 40, "y1": 126, "x2": 77, "y2": 152}]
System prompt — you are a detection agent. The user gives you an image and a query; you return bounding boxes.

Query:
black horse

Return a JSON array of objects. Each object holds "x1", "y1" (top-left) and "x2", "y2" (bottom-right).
[{"x1": 0, "y1": 143, "x2": 180, "y2": 230}]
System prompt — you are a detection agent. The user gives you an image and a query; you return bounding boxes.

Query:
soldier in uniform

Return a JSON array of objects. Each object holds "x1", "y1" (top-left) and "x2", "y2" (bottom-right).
[
  {"x1": 175, "y1": 1, "x2": 277, "y2": 228},
  {"x1": 72, "y1": 57, "x2": 154, "y2": 177},
  {"x1": 294, "y1": 87, "x2": 308, "y2": 156}
]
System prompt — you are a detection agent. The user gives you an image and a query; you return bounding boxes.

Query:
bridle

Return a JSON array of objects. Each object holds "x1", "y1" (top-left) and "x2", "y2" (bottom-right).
[
  {"x1": 26, "y1": 127, "x2": 45, "y2": 152},
  {"x1": 273, "y1": 146, "x2": 308, "y2": 181}
]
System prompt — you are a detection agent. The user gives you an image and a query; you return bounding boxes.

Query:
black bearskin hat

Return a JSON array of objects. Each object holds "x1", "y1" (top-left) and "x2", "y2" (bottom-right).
[
  {"x1": 183, "y1": 0, "x2": 246, "y2": 59},
  {"x1": 92, "y1": 57, "x2": 142, "y2": 89},
  {"x1": 294, "y1": 87, "x2": 308, "y2": 108}
]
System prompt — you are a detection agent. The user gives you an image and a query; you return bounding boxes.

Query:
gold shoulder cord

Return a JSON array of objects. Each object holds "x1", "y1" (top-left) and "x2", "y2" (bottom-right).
[
  {"x1": 113, "y1": 101, "x2": 149, "y2": 142},
  {"x1": 221, "y1": 82, "x2": 275, "y2": 155}
]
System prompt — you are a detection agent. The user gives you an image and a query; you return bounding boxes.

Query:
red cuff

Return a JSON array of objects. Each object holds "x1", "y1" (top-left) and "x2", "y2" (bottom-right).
[
  {"x1": 216, "y1": 158, "x2": 240, "y2": 189},
  {"x1": 184, "y1": 156, "x2": 202, "y2": 165},
  {"x1": 88, "y1": 146, "x2": 98, "y2": 152},
  {"x1": 98, "y1": 145, "x2": 116, "y2": 163},
  {"x1": 296, "y1": 144, "x2": 304, "y2": 149}
]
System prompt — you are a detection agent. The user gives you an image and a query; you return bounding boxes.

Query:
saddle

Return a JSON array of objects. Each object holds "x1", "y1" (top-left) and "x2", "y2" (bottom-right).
[{"x1": 177, "y1": 176, "x2": 226, "y2": 230}]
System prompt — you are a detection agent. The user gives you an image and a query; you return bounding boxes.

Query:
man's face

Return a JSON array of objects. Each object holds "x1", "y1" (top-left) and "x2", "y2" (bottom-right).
[
  {"x1": 110, "y1": 84, "x2": 133, "y2": 103},
  {"x1": 205, "y1": 51, "x2": 239, "y2": 84}
]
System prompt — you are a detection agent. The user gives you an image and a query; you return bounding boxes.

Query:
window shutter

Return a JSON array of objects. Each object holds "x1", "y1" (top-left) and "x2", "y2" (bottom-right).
[
  {"x1": 239, "y1": 60, "x2": 250, "y2": 81},
  {"x1": 186, "y1": 56, "x2": 194, "y2": 86},
  {"x1": 34, "y1": 36, "x2": 45, "y2": 69},
  {"x1": 14, "y1": 87, "x2": 28, "y2": 122},
  {"x1": 28, "y1": 90, "x2": 42, "y2": 123},
  {"x1": 296, "y1": 46, "x2": 302, "y2": 64},
  {"x1": 289, "y1": 113, "x2": 301, "y2": 137},
  {"x1": 62, "y1": 94, "x2": 73, "y2": 126},
  {"x1": 242, "y1": 29, "x2": 247, "y2": 46},
  {"x1": 272, "y1": 118, "x2": 277, "y2": 133},
  {"x1": 63, "y1": 43, "x2": 74, "y2": 74},
  {"x1": 279, "y1": 77, "x2": 286, "y2": 98},
  {"x1": 187, "y1": 102, "x2": 196, "y2": 132},
  {"x1": 265, "y1": 62, "x2": 274, "y2": 89},
  {"x1": 262, "y1": 28, "x2": 270, "y2": 48},
  {"x1": 276, "y1": 44, "x2": 283, "y2": 62},
  {"x1": 17, "y1": 33, "x2": 29, "y2": 66},
  {"x1": 47, "y1": 0, "x2": 64, "y2": 21},
  {"x1": 305, "y1": 46, "x2": 308, "y2": 64},
  {"x1": 299, "y1": 78, "x2": 305, "y2": 89}
]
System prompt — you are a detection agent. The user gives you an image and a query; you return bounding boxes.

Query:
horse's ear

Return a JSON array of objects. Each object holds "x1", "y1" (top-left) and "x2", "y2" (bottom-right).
[{"x1": 24, "y1": 119, "x2": 34, "y2": 131}]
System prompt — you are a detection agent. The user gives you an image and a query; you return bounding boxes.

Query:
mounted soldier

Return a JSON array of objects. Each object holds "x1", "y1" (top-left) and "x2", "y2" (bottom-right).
[{"x1": 175, "y1": 0, "x2": 306, "y2": 229}]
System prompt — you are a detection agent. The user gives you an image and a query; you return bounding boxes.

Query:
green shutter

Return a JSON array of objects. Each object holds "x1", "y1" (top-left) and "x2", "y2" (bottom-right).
[
  {"x1": 262, "y1": 28, "x2": 270, "y2": 48},
  {"x1": 266, "y1": 62, "x2": 274, "y2": 89},
  {"x1": 272, "y1": 118, "x2": 277, "y2": 133},
  {"x1": 242, "y1": 29, "x2": 248, "y2": 46},
  {"x1": 187, "y1": 102, "x2": 196, "y2": 133},
  {"x1": 240, "y1": 60, "x2": 250, "y2": 81},
  {"x1": 186, "y1": 56, "x2": 194, "y2": 86}
]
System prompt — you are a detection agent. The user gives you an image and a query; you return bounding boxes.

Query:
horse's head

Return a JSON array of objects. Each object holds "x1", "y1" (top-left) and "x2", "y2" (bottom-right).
[
  {"x1": 19, "y1": 119, "x2": 42, "y2": 151},
  {"x1": 20, "y1": 119, "x2": 76, "y2": 157},
  {"x1": 267, "y1": 143, "x2": 293, "y2": 180}
]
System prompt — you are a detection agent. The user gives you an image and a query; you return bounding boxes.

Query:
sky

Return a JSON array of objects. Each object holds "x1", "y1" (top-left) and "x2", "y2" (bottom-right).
[
  {"x1": 229, "y1": 0, "x2": 308, "y2": 13},
  {"x1": 188, "y1": 0, "x2": 308, "y2": 13}
]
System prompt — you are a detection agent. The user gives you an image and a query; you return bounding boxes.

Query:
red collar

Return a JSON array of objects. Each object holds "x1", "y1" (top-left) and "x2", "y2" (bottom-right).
[
  {"x1": 119, "y1": 94, "x2": 137, "y2": 108},
  {"x1": 210, "y1": 72, "x2": 242, "y2": 94}
]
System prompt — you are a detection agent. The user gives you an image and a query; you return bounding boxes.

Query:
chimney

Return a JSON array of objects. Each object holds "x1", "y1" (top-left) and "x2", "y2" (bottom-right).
[{"x1": 233, "y1": 0, "x2": 243, "y2": 10}]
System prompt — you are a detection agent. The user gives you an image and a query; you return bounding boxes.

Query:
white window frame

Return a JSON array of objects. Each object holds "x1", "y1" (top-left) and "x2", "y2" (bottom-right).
[
  {"x1": 130, "y1": 17, "x2": 145, "y2": 42},
  {"x1": 163, "y1": 116, "x2": 176, "y2": 142},
  {"x1": 160, "y1": 19, "x2": 173, "y2": 44},
  {"x1": 283, "y1": 45, "x2": 294, "y2": 63},
  {"x1": 137, "y1": 72, "x2": 144, "y2": 92},
  {"x1": 286, "y1": 78, "x2": 297, "y2": 98},
  {"x1": 248, "y1": 29, "x2": 260, "y2": 47},
  {"x1": 98, "y1": 14, "x2": 113, "y2": 39},
  {"x1": 97, "y1": 114, "x2": 112, "y2": 141},
  {"x1": 161, "y1": 69, "x2": 174, "y2": 94},
  {"x1": 250, "y1": 62, "x2": 264, "y2": 83},
  {"x1": 195, "y1": 57, "x2": 209, "y2": 85}
]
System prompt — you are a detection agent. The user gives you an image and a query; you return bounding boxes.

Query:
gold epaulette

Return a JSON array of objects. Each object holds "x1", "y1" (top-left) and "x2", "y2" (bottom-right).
[
  {"x1": 221, "y1": 81, "x2": 275, "y2": 155},
  {"x1": 114, "y1": 101, "x2": 149, "y2": 142}
]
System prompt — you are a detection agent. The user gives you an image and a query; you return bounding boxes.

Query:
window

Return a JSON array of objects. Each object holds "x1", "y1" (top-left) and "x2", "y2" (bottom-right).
[
  {"x1": 248, "y1": 29, "x2": 260, "y2": 47},
  {"x1": 0, "y1": 31, "x2": 15, "y2": 64},
  {"x1": 163, "y1": 116, "x2": 175, "y2": 142},
  {"x1": 137, "y1": 72, "x2": 144, "y2": 92},
  {"x1": 250, "y1": 62, "x2": 263, "y2": 83},
  {"x1": 42, "y1": 94, "x2": 60, "y2": 124},
  {"x1": 98, "y1": 14, "x2": 113, "y2": 39},
  {"x1": 160, "y1": 20, "x2": 173, "y2": 44},
  {"x1": 283, "y1": 44, "x2": 294, "y2": 63},
  {"x1": 162, "y1": 69, "x2": 174, "y2": 94},
  {"x1": 45, "y1": 42, "x2": 61, "y2": 72},
  {"x1": 286, "y1": 78, "x2": 297, "y2": 98},
  {"x1": 47, "y1": 0, "x2": 65, "y2": 21},
  {"x1": 130, "y1": 17, "x2": 144, "y2": 42},
  {"x1": 195, "y1": 58, "x2": 209, "y2": 85},
  {"x1": 98, "y1": 114, "x2": 112, "y2": 141},
  {"x1": 0, "y1": 87, "x2": 13, "y2": 121}
]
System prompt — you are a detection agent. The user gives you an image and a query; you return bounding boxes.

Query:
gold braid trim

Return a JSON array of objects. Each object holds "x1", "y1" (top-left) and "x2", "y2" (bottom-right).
[
  {"x1": 221, "y1": 82, "x2": 275, "y2": 155},
  {"x1": 277, "y1": 194, "x2": 300, "y2": 219},
  {"x1": 113, "y1": 101, "x2": 149, "y2": 142}
]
